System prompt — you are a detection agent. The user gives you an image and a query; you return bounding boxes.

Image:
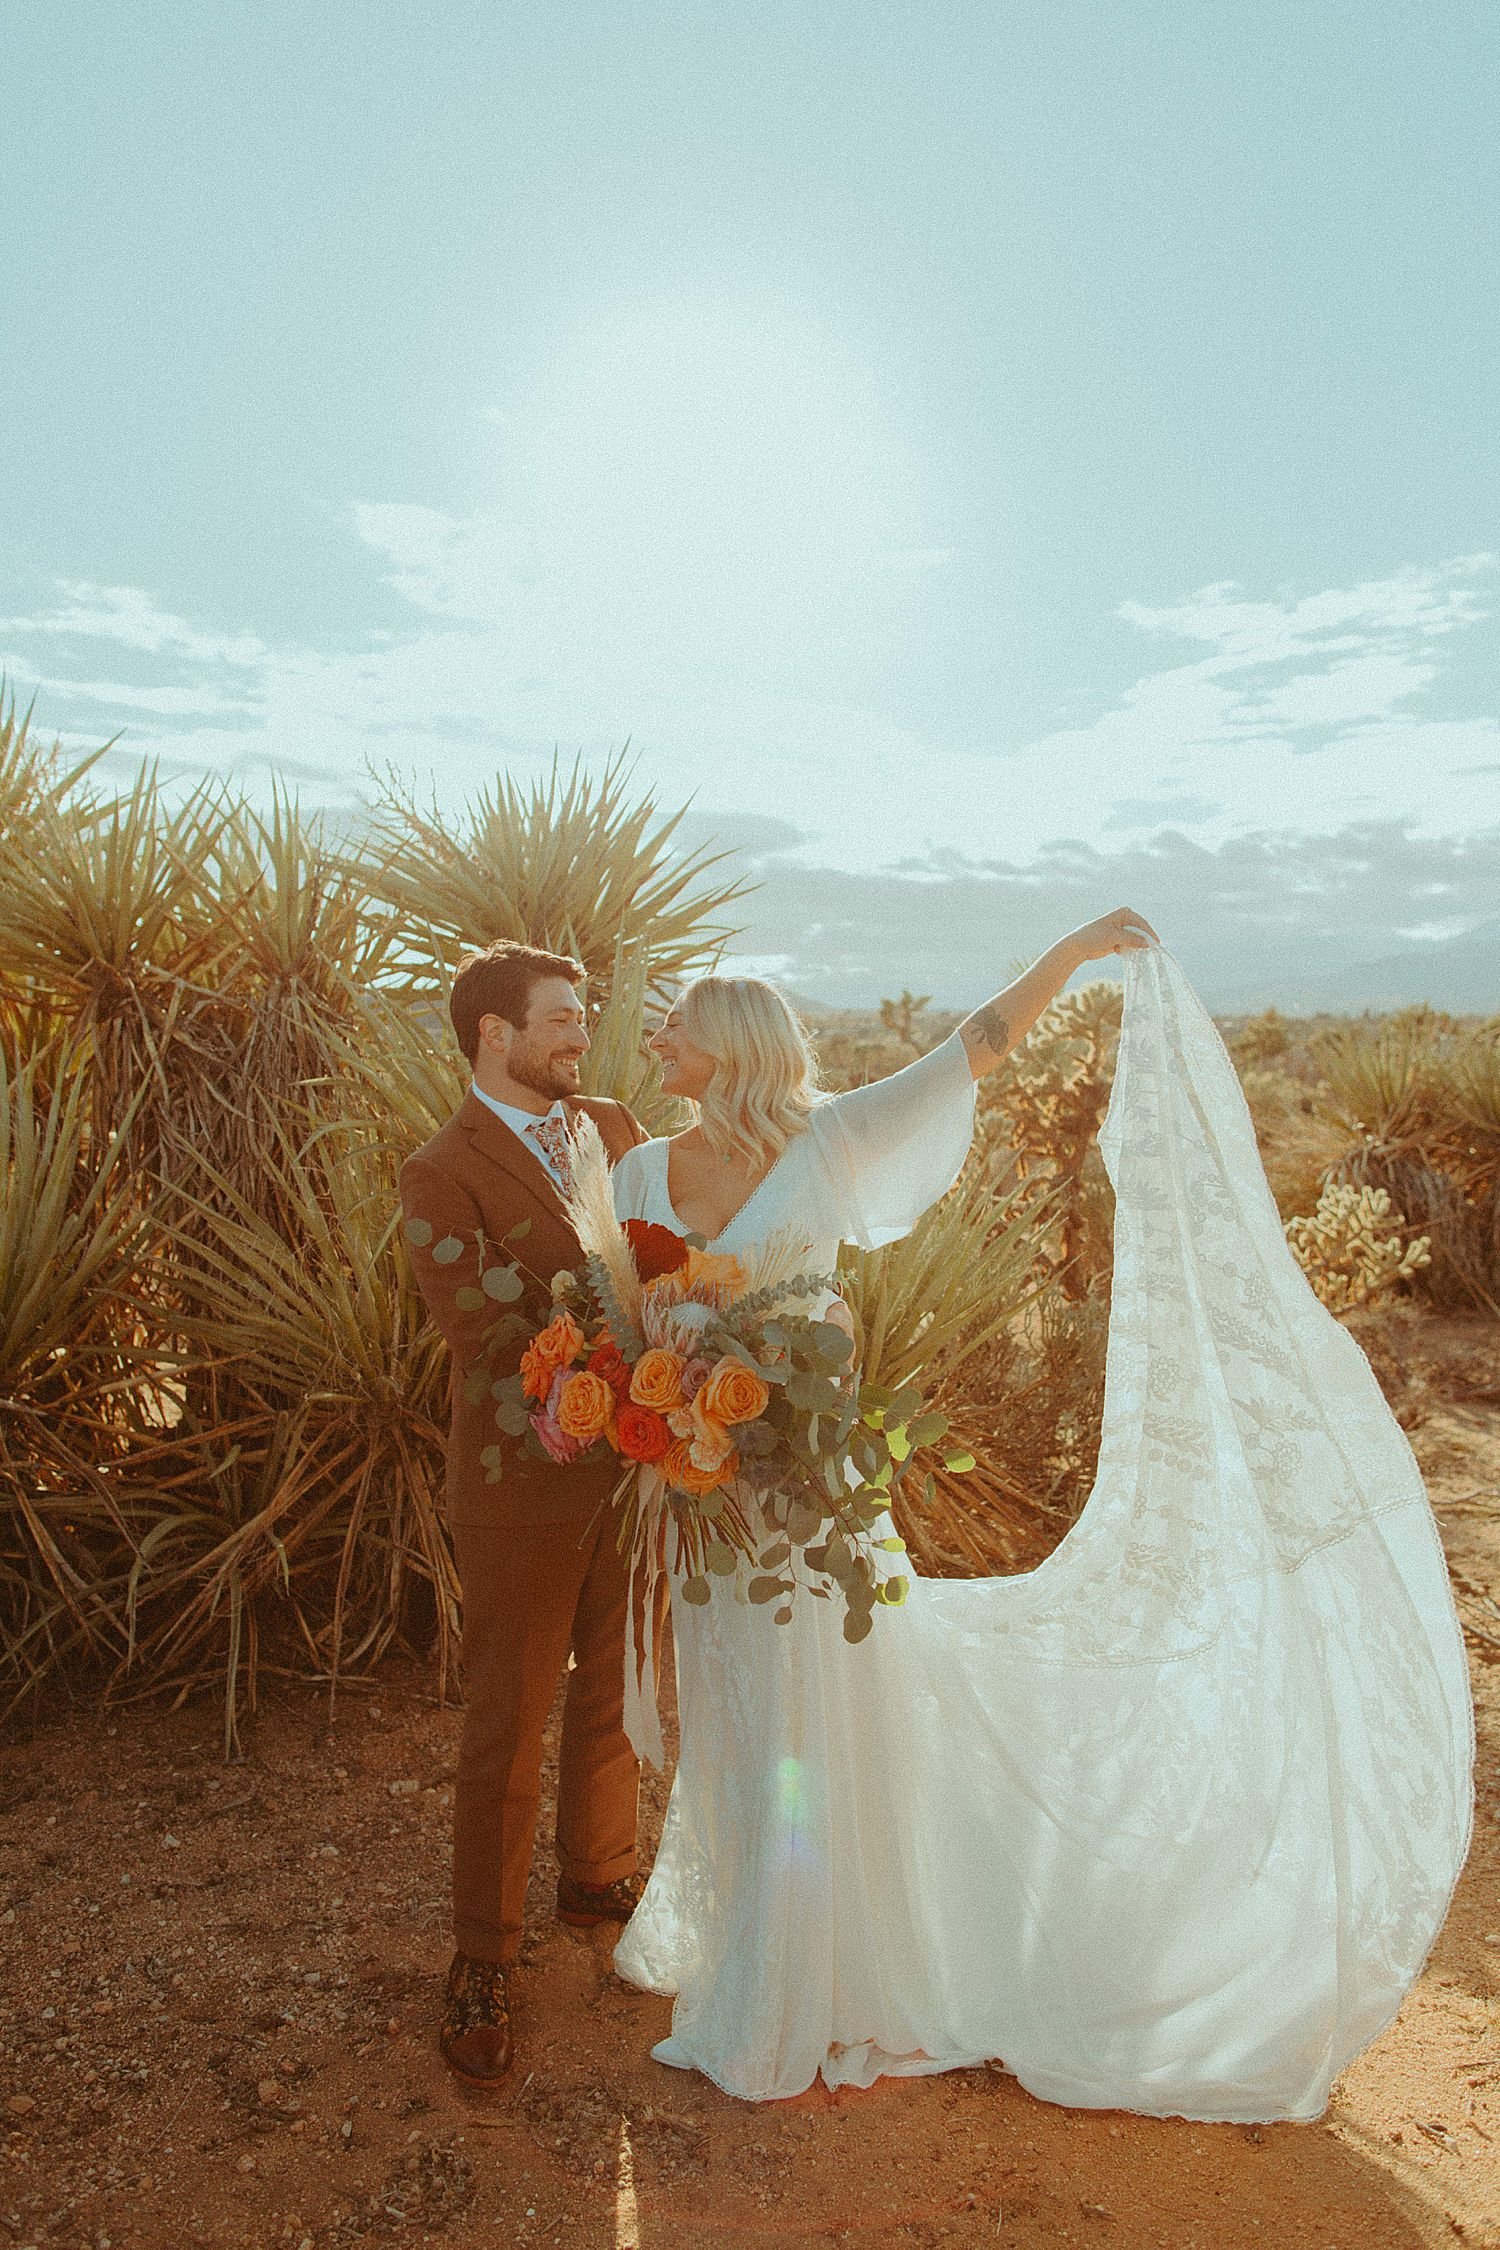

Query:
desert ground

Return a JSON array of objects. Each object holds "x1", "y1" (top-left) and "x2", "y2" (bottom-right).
[{"x1": 2, "y1": 1309, "x2": 1497, "y2": 2250}]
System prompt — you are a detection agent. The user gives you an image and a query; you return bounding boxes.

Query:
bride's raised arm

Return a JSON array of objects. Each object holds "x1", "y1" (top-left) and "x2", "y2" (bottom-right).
[
  {"x1": 808, "y1": 905, "x2": 1158, "y2": 1252},
  {"x1": 956, "y1": 906, "x2": 1158, "y2": 1080}
]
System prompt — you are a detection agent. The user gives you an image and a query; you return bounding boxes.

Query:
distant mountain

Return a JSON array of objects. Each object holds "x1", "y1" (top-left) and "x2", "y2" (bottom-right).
[{"x1": 1197, "y1": 920, "x2": 1500, "y2": 1016}]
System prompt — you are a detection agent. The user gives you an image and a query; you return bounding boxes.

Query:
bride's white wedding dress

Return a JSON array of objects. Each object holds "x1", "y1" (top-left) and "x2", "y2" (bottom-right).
[{"x1": 607, "y1": 945, "x2": 1473, "y2": 2121}]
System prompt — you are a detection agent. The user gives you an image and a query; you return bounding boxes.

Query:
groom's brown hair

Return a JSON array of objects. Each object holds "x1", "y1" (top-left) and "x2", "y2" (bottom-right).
[{"x1": 449, "y1": 940, "x2": 585, "y2": 1062}]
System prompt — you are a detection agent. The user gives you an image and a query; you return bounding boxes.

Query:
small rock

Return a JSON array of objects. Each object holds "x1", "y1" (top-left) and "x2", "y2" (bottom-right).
[
  {"x1": 257, "y1": 2078, "x2": 281, "y2": 2106},
  {"x1": 388, "y1": 1779, "x2": 418, "y2": 1797},
  {"x1": 162, "y1": 1834, "x2": 180, "y2": 1851},
  {"x1": 6, "y1": 2093, "x2": 37, "y2": 2116},
  {"x1": 61, "y1": 1940, "x2": 81, "y2": 1959},
  {"x1": 237, "y1": 2153, "x2": 256, "y2": 2171}
]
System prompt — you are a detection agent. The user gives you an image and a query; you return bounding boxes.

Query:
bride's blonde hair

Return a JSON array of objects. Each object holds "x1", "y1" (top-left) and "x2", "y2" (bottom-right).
[{"x1": 675, "y1": 975, "x2": 823, "y2": 1172}]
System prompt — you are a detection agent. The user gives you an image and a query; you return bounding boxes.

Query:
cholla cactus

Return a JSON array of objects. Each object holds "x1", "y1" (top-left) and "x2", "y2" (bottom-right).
[{"x1": 1285, "y1": 1183, "x2": 1431, "y2": 1313}]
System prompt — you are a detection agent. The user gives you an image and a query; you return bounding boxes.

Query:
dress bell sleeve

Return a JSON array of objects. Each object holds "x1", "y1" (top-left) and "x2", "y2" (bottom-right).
[{"x1": 807, "y1": 1030, "x2": 977, "y2": 1251}]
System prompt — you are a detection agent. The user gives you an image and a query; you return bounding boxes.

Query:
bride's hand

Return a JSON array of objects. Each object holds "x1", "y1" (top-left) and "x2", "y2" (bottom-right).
[{"x1": 1068, "y1": 907, "x2": 1158, "y2": 964}]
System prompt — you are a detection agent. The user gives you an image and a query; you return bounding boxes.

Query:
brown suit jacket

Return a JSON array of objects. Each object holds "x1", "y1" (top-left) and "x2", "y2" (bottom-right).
[{"x1": 400, "y1": 1091, "x2": 649, "y2": 1527}]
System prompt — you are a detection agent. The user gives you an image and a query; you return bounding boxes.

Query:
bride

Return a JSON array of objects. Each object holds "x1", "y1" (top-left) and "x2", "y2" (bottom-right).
[{"x1": 606, "y1": 910, "x2": 1473, "y2": 2121}]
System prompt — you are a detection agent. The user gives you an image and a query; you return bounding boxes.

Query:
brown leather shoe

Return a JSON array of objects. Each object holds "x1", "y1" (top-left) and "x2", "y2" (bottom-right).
[
  {"x1": 439, "y1": 1951, "x2": 513, "y2": 2085},
  {"x1": 556, "y1": 1869, "x2": 647, "y2": 1931}
]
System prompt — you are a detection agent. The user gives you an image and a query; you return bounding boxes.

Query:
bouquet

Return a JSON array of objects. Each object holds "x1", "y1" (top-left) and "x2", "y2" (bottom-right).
[{"x1": 429, "y1": 1120, "x2": 971, "y2": 1642}]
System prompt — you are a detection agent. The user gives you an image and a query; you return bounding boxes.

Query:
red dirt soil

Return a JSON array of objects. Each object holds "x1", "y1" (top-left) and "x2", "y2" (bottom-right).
[{"x1": 3, "y1": 1310, "x2": 1498, "y2": 2250}]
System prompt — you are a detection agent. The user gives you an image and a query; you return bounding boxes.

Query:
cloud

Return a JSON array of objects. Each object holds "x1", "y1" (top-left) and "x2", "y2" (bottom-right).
[
  {"x1": 712, "y1": 817, "x2": 1500, "y2": 1012},
  {"x1": 0, "y1": 581, "x2": 267, "y2": 668},
  {"x1": 3, "y1": 546, "x2": 1497, "y2": 1003}
]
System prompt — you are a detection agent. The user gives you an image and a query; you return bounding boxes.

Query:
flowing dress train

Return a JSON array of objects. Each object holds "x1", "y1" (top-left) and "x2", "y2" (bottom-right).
[{"x1": 608, "y1": 946, "x2": 1473, "y2": 2121}]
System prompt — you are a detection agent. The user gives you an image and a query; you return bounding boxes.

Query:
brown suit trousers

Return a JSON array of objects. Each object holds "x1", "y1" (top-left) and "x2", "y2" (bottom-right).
[{"x1": 400, "y1": 1089, "x2": 651, "y2": 1964}]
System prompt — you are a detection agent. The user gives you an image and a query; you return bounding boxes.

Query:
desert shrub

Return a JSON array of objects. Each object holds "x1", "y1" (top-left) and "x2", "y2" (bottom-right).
[
  {"x1": 1312, "y1": 1014, "x2": 1500, "y2": 1312},
  {"x1": 1285, "y1": 1183, "x2": 1431, "y2": 1313}
]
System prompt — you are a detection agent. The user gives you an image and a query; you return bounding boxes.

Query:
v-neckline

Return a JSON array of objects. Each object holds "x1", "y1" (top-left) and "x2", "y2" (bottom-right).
[{"x1": 661, "y1": 1135, "x2": 794, "y2": 1246}]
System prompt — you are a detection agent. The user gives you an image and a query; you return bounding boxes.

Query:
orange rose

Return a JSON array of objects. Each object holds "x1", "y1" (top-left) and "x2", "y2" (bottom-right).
[
  {"x1": 629, "y1": 1346, "x2": 686, "y2": 1412},
  {"x1": 662, "y1": 1437, "x2": 736, "y2": 1497},
  {"x1": 699, "y1": 1355, "x2": 771, "y2": 1427},
  {"x1": 682, "y1": 1248, "x2": 747, "y2": 1296},
  {"x1": 519, "y1": 1307, "x2": 585, "y2": 1403},
  {"x1": 556, "y1": 1369, "x2": 617, "y2": 1445},
  {"x1": 669, "y1": 1391, "x2": 736, "y2": 1472}
]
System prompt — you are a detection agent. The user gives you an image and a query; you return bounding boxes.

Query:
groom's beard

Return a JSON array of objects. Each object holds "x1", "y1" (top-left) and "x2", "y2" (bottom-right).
[{"x1": 507, "y1": 1032, "x2": 584, "y2": 1101}]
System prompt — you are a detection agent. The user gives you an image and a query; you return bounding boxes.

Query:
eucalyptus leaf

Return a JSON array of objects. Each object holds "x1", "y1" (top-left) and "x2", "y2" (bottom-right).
[
  {"x1": 482, "y1": 1263, "x2": 524, "y2": 1302},
  {"x1": 402, "y1": 1216, "x2": 434, "y2": 1247},
  {"x1": 759, "y1": 1539, "x2": 791, "y2": 1569},
  {"x1": 705, "y1": 1540, "x2": 739, "y2": 1576},
  {"x1": 842, "y1": 1610, "x2": 873, "y2": 1644},
  {"x1": 747, "y1": 1575, "x2": 786, "y2": 1605},
  {"x1": 786, "y1": 1497, "x2": 824, "y2": 1545},
  {"x1": 773, "y1": 1605, "x2": 793, "y2": 1625},
  {"x1": 681, "y1": 1576, "x2": 712, "y2": 1606},
  {"x1": 944, "y1": 1450, "x2": 977, "y2": 1474},
  {"x1": 909, "y1": 1412, "x2": 947, "y2": 1448},
  {"x1": 455, "y1": 1287, "x2": 485, "y2": 1312}
]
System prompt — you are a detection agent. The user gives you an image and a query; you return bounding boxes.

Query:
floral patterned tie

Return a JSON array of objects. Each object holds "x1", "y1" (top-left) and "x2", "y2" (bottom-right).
[{"x1": 525, "y1": 1111, "x2": 575, "y2": 1195}]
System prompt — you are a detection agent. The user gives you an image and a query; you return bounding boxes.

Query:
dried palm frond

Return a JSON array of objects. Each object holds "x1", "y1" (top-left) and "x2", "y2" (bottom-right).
[{"x1": 562, "y1": 1114, "x2": 645, "y2": 1336}]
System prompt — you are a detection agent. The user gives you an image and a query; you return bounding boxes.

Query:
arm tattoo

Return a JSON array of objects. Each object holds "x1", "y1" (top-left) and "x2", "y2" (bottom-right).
[{"x1": 961, "y1": 1003, "x2": 1011, "y2": 1064}]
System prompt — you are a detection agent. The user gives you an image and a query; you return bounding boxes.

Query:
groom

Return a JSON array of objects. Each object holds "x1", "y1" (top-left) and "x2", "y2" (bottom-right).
[{"x1": 400, "y1": 939, "x2": 650, "y2": 2084}]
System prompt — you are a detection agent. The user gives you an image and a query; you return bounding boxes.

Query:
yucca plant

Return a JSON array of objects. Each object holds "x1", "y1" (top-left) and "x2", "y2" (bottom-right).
[
  {"x1": 126, "y1": 1117, "x2": 452, "y2": 1753},
  {"x1": 161, "y1": 795, "x2": 407, "y2": 1226},
  {"x1": 0, "y1": 684, "x2": 105, "y2": 852},
  {"x1": 0, "y1": 768, "x2": 235, "y2": 1165},
  {"x1": 576, "y1": 935, "x2": 690, "y2": 1132},
  {"x1": 840, "y1": 1169, "x2": 1070, "y2": 1575},
  {"x1": 0, "y1": 1047, "x2": 151, "y2": 1721},
  {"x1": 357, "y1": 750, "x2": 752, "y2": 1002}
]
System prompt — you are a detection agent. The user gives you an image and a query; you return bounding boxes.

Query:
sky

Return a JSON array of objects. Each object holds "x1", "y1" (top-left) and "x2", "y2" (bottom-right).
[{"x1": 3, "y1": 1, "x2": 1498, "y2": 1010}]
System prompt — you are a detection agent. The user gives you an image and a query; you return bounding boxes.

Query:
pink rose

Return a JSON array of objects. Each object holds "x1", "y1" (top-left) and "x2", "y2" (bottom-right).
[
  {"x1": 531, "y1": 1367, "x2": 593, "y2": 1465},
  {"x1": 679, "y1": 1355, "x2": 713, "y2": 1403}
]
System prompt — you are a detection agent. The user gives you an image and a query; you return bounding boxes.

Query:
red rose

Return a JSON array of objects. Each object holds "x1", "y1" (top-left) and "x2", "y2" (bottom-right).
[
  {"x1": 615, "y1": 1401, "x2": 673, "y2": 1464},
  {"x1": 623, "y1": 1218, "x2": 690, "y2": 1282},
  {"x1": 587, "y1": 1338, "x2": 633, "y2": 1398}
]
